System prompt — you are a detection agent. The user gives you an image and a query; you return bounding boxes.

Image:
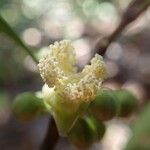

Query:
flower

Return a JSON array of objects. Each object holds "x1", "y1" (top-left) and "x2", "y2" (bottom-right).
[
  {"x1": 38, "y1": 40, "x2": 106, "y2": 102},
  {"x1": 38, "y1": 40, "x2": 106, "y2": 136}
]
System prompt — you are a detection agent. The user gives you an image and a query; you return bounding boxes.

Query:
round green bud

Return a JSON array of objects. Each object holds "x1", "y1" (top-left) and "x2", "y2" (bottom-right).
[
  {"x1": 12, "y1": 92, "x2": 45, "y2": 121},
  {"x1": 113, "y1": 90, "x2": 138, "y2": 117},
  {"x1": 68, "y1": 116, "x2": 106, "y2": 149},
  {"x1": 89, "y1": 89, "x2": 117, "y2": 121}
]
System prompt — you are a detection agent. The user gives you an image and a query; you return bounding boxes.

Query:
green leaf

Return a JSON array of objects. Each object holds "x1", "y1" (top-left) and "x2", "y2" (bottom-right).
[
  {"x1": 0, "y1": 15, "x2": 38, "y2": 63},
  {"x1": 125, "y1": 102, "x2": 150, "y2": 150}
]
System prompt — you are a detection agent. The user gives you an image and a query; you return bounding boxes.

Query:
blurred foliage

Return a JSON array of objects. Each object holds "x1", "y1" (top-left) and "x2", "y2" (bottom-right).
[
  {"x1": 0, "y1": 15, "x2": 38, "y2": 63},
  {"x1": 0, "y1": 92, "x2": 9, "y2": 109},
  {"x1": 0, "y1": 0, "x2": 11, "y2": 9},
  {"x1": 125, "y1": 102, "x2": 150, "y2": 150}
]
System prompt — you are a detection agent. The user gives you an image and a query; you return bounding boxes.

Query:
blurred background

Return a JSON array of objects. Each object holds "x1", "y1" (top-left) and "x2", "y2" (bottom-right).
[{"x1": 0, "y1": 0, "x2": 150, "y2": 150}]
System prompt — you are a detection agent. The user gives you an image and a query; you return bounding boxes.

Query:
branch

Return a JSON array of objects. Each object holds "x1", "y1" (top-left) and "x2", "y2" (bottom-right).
[
  {"x1": 93, "y1": 0, "x2": 150, "y2": 56},
  {"x1": 40, "y1": 117, "x2": 59, "y2": 150}
]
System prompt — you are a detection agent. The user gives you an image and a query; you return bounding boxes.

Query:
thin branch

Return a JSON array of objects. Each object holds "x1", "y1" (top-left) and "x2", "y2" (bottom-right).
[
  {"x1": 40, "y1": 118, "x2": 59, "y2": 150},
  {"x1": 94, "y1": 0, "x2": 150, "y2": 56}
]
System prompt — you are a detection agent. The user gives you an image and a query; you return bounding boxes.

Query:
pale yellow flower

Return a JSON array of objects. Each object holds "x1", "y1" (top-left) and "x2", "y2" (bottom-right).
[
  {"x1": 38, "y1": 40, "x2": 106, "y2": 103},
  {"x1": 38, "y1": 40, "x2": 106, "y2": 136}
]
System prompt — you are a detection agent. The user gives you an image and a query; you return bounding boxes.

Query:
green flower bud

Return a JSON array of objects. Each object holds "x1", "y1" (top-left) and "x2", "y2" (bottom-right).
[
  {"x1": 89, "y1": 89, "x2": 117, "y2": 121},
  {"x1": 113, "y1": 90, "x2": 138, "y2": 117},
  {"x1": 12, "y1": 92, "x2": 45, "y2": 121},
  {"x1": 68, "y1": 116, "x2": 106, "y2": 149}
]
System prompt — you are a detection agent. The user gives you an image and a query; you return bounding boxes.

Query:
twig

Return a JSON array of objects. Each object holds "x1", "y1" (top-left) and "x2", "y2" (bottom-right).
[
  {"x1": 40, "y1": 118, "x2": 59, "y2": 150},
  {"x1": 94, "y1": 0, "x2": 150, "y2": 56}
]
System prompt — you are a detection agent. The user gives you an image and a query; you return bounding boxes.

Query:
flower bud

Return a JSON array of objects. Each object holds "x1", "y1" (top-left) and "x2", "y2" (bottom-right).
[
  {"x1": 68, "y1": 116, "x2": 106, "y2": 149},
  {"x1": 113, "y1": 90, "x2": 138, "y2": 117},
  {"x1": 12, "y1": 92, "x2": 45, "y2": 121},
  {"x1": 89, "y1": 89, "x2": 117, "y2": 121}
]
